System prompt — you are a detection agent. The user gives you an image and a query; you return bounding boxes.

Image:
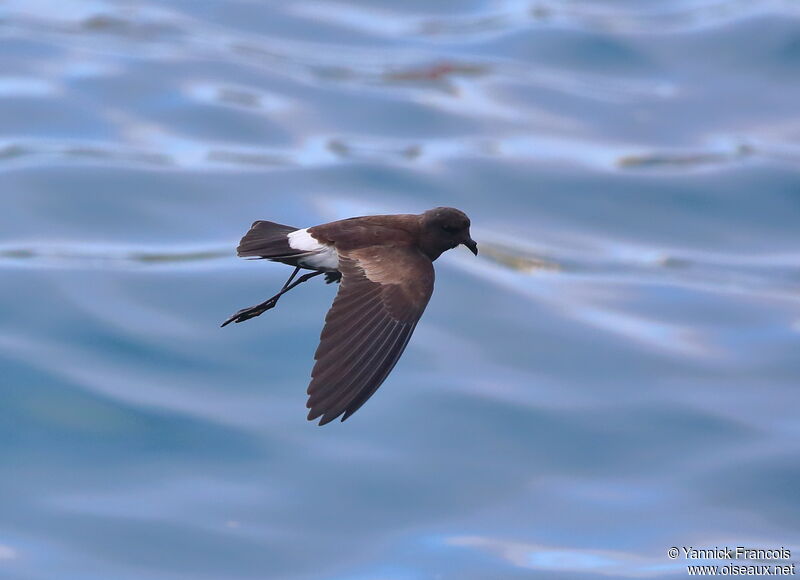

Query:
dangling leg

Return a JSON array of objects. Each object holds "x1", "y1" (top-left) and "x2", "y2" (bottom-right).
[
  {"x1": 221, "y1": 268, "x2": 324, "y2": 327},
  {"x1": 279, "y1": 266, "x2": 301, "y2": 292}
]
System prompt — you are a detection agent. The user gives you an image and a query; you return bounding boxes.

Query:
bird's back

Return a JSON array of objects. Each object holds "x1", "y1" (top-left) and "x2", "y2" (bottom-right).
[{"x1": 308, "y1": 214, "x2": 421, "y2": 253}]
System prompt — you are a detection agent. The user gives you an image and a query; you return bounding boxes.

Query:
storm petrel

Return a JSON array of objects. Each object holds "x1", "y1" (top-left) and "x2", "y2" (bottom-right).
[{"x1": 222, "y1": 207, "x2": 478, "y2": 425}]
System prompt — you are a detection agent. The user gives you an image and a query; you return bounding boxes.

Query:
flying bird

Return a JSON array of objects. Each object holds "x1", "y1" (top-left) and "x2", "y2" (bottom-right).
[{"x1": 222, "y1": 207, "x2": 478, "y2": 425}]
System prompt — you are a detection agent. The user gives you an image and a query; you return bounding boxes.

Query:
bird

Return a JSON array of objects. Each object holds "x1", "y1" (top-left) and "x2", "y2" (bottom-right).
[{"x1": 222, "y1": 207, "x2": 478, "y2": 425}]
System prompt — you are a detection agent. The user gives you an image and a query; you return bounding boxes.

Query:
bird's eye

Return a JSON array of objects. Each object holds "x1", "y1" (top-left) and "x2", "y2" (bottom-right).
[{"x1": 441, "y1": 224, "x2": 458, "y2": 233}]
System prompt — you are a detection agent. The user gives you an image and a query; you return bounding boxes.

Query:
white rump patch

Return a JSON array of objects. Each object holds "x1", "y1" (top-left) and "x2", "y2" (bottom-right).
[{"x1": 288, "y1": 228, "x2": 339, "y2": 271}]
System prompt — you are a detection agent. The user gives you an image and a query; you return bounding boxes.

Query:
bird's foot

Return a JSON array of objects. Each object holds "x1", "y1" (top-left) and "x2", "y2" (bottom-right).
[
  {"x1": 324, "y1": 272, "x2": 342, "y2": 284},
  {"x1": 220, "y1": 297, "x2": 279, "y2": 327}
]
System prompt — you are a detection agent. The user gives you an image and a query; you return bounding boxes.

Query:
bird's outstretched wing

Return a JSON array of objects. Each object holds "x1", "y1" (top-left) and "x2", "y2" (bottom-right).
[{"x1": 306, "y1": 246, "x2": 434, "y2": 425}]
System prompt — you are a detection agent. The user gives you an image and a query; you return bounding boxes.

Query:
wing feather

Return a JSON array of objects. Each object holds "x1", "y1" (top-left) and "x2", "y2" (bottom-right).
[
  {"x1": 347, "y1": 326, "x2": 416, "y2": 418},
  {"x1": 306, "y1": 247, "x2": 434, "y2": 424},
  {"x1": 312, "y1": 296, "x2": 384, "y2": 356},
  {"x1": 310, "y1": 319, "x2": 401, "y2": 421},
  {"x1": 310, "y1": 316, "x2": 396, "y2": 390},
  {"x1": 320, "y1": 323, "x2": 414, "y2": 424}
]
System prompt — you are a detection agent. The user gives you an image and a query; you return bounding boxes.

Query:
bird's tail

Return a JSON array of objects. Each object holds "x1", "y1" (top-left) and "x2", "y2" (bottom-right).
[{"x1": 237, "y1": 220, "x2": 300, "y2": 259}]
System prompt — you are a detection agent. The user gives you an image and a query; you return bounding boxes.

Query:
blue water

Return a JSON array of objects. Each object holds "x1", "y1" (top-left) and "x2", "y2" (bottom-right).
[{"x1": 2, "y1": 1, "x2": 800, "y2": 578}]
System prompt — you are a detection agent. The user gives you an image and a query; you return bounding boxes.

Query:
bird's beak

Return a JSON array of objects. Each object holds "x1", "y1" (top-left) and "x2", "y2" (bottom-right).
[{"x1": 463, "y1": 238, "x2": 478, "y2": 256}]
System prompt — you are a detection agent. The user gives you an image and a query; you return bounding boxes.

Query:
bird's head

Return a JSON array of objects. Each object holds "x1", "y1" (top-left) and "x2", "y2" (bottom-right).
[{"x1": 420, "y1": 207, "x2": 478, "y2": 260}]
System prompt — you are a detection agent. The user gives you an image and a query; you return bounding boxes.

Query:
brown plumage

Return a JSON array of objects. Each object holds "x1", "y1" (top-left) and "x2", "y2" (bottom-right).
[{"x1": 222, "y1": 207, "x2": 478, "y2": 425}]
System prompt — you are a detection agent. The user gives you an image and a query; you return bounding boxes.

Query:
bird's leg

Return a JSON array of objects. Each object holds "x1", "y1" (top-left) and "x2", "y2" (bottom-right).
[
  {"x1": 278, "y1": 266, "x2": 301, "y2": 292},
  {"x1": 221, "y1": 268, "x2": 325, "y2": 327}
]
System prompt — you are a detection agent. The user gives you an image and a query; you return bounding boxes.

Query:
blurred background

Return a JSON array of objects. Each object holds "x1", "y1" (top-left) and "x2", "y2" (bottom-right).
[{"x1": 1, "y1": 1, "x2": 799, "y2": 579}]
